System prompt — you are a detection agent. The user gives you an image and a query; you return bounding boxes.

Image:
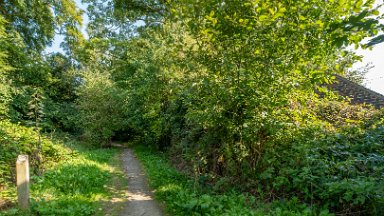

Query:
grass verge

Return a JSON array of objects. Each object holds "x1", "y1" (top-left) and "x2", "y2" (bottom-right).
[{"x1": 0, "y1": 137, "x2": 127, "y2": 216}]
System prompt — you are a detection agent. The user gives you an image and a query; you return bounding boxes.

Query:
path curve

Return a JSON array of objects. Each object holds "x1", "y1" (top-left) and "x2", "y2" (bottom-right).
[{"x1": 120, "y1": 149, "x2": 163, "y2": 216}]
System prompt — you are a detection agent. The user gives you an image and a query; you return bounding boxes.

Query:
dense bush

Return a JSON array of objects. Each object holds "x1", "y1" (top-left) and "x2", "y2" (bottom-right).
[
  {"x1": 256, "y1": 106, "x2": 384, "y2": 214},
  {"x1": 75, "y1": 69, "x2": 127, "y2": 146},
  {"x1": 134, "y1": 145, "x2": 263, "y2": 216},
  {"x1": 134, "y1": 145, "x2": 335, "y2": 216},
  {"x1": 0, "y1": 120, "x2": 59, "y2": 188},
  {"x1": 148, "y1": 98, "x2": 383, "y2": 214}
]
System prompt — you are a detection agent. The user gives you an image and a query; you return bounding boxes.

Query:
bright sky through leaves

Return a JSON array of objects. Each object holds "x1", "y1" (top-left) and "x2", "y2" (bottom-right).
[{"x1": 356, "y1": 43, "x2": 384, "y2": 95}]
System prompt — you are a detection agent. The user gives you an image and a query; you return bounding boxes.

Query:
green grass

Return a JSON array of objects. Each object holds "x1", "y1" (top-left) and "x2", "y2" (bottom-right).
[
  {"x1": 0, "y1": 128, "x2": 127, "y2": 216},
  {"x1": 134, "y1": 145, "x2": 333, "y2": 216}
]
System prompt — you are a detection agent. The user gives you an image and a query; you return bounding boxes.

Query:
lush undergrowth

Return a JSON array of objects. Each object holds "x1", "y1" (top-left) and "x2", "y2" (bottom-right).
[
  {"x1": 0, "y1": 120, "x2": 60, "y2": 190},
  {"x1": 0, "y1": 120, "x2": 126, "y2": 216},
  {"x1": 255, "y1": 105, "x2": 384, "y2": 215},
  {"x1": 134, "y1": 145, "x2": 333, "y2": 216},
  {"x1": 130, "y1": 98, "x2": 383, "y2": 215}
]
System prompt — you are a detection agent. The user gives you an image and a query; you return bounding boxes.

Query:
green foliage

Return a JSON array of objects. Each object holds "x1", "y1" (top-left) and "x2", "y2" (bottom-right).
[
  {"x1": 0, "y1": 83, "x2": 11, "y2": 118},
  {"x1": 161, "y1": 1, "x2": 383, "y2": 176},
  {"x1": 27, "y1": 90, "x2": 45, "y2": 129},
  {"x1": 7, "y1": 87, "x2": 34, "y2": 122},
  {"x1": 257, "y1": 105, "x2": 384, "y2": 214},
  {"x1": 0, "y1": 132, "x2": 121, "y2": 216},
  {"x1": 30, "y1": 197, "x2": 96, "y2": 216},
  {"x1": 41, "y1": 163, "x2": 109, "y2": 195},
  {"x1": 0, "y1": 0, "x2": 84, "y2": 53},
  {"x1": 75, "y1": 69, "x2": 127, "y2": 146},
  {"x1": 28, "y1": 147, "x2": 118, "y2": 216},
  {"x1": 134, "y1": 145, "x2": 333, "y2": 216},
  {"x1": 43, "y1": 100, "x2": 79, "y2": 132},
  {"x1": 78, "y1": 1, "x2": 384, "y2": 214},
  {"x1": 0, "y1": 52, "x2": 79, "y2": 132},
  {"x1": 0, "y1": 16, "x2": 12, "y2": 117},
  {"x1": 0, "y1": 15, "x2": 12, "y2": 73},
  {"x1": 0, "y1": 1, "x2": 83, "y2": 131},
  {"x1": 133, "y1": 145, "x2": 258, "y2": 215},
  {"x1": 112, "y1": 0, "x2": 166, "y2": 24},
  {"x1": 2, "y1": 0, "x2": 384, "y2": 214},
  {"x1": 0, "y1": 120, "x2": 58, "y2": 188},
  {"x1": 111, "y1": 0, "x2": 384, "y2": 176},
  {"x1": 45, "y1": 53, "x2": 79, "y2": 103}
]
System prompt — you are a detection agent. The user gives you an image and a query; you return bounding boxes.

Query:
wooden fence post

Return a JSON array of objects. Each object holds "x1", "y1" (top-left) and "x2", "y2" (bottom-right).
[{"x1": 16, "y1": 155, "x2": 29, "y2": 209}]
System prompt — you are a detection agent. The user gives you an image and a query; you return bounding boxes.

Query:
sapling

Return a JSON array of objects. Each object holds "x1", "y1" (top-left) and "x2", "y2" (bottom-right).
[{"x1": 27, "y1": 89, "x2": 45, "y2": 175}]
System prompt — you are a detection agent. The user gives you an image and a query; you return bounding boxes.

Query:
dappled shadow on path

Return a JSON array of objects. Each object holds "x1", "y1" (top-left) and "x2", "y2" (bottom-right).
[{"x1": 119, "y1": 149, "x2": 163, "y2": 216}]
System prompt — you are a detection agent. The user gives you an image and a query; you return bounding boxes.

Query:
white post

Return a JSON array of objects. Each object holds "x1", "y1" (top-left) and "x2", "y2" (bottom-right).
[{"x1": 16, "y1": 155, "x2": 29, "y2": 209}]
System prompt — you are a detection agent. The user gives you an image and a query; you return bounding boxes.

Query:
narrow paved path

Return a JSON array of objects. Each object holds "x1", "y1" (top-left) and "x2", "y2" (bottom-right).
[{"x1": 120, "y1": 149, "x2": 163, "y2": 216}]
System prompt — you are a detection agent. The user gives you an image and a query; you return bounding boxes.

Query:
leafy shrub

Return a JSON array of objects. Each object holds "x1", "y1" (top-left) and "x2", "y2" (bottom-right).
[
  {"x1": 0, "y1": 81, "x2": 11, "y2": 118},
  {"x1": 134, "y1": 145, "x2": 333, "y2": 216},
  {"x1": 42, "y1": 100, "x2": 79, "y2": 133},
  {"x1": 314, "y1": 100, "x2": 377, "y2": 127},
  {"x1": 6, "y1": 87, "x2": 34, "y2": 122},
  {"x1": 0, "y1": 120, "x2": 59, "y2": 187},
  {"x1": 76, "y1": 69, "x2": 127, "y2": 146},
  {"x1": 257, "y1": 106, "x2": 384, "y2": 214},
  {"x1": 133, "y1": 145, "x2": 261, "y2": 215}
]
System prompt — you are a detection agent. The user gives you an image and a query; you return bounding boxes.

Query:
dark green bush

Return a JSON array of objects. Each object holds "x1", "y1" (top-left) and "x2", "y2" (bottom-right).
[
  {"x1": 256, "y1": 107, "x2": 384, "y2": 214},
  {"x1": 0, "y1": 120, "x2": 59, "y2": 187},
  {"x1": 75, "y1": 70, "x2": 127, "y2": 146}
]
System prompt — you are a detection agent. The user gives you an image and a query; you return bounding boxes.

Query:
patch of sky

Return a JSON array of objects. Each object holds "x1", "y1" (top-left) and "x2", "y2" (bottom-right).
[
  {"x1": 45, "y1": 0, "x2": 89, "y2": 54},
  {"x1": 353, "y1": 1, "x2": 384, "y2": 95}
]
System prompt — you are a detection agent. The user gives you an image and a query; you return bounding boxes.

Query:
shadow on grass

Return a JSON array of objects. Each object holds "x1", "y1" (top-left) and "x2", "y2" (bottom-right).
[{"x1": 50, "y1": 135, "x2": 121, "y2": 164}]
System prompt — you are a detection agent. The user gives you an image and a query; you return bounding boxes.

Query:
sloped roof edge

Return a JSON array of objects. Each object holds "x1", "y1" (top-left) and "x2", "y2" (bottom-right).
[{"x1": 330, "y1": 75, "x2": 384, "y2": 109}]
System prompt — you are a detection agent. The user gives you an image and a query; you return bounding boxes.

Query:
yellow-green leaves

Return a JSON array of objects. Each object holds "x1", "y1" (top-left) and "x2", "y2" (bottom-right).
[
  {"x1": 372, "y1": 10, "x2": 380, "y2": 16},
  {"x1": 259, "y1": 15, "x2": 269, "y2": 22},
  {"x1": 205, "y1": 10, "x2": 218, "y2": 26}
]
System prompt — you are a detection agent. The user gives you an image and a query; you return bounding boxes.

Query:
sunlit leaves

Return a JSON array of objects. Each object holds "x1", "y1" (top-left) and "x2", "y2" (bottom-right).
[{"x1": 76, "y1": 69, "x2": 126, "y2": 146}]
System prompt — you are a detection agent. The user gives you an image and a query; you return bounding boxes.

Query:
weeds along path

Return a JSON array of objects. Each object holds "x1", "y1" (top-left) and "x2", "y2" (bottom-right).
[{"x1": 120, "y1": 149, "x2": 163, "y2": 216}]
